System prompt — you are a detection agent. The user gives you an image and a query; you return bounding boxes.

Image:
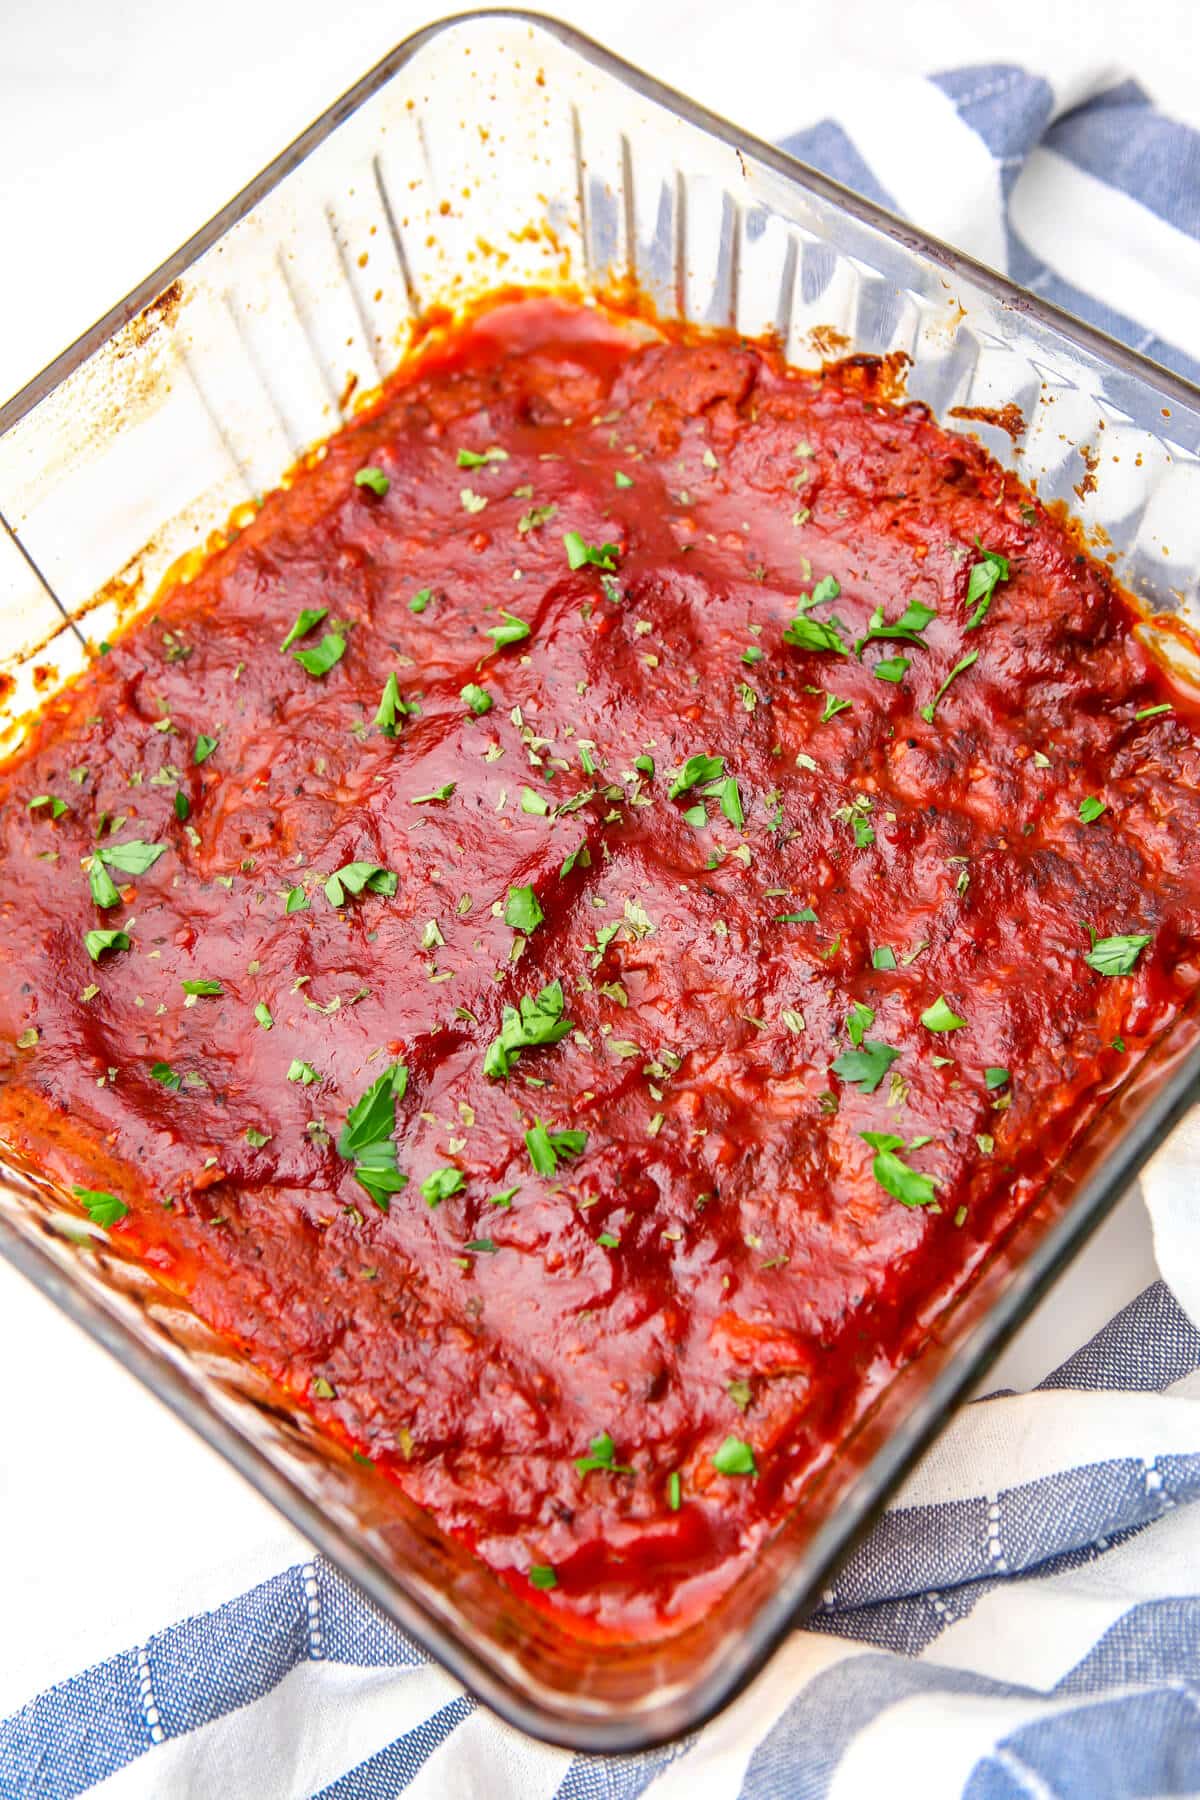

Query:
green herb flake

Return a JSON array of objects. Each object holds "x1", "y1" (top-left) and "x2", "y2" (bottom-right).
[
  {"x1": 921, "y1": 995, "x2": 967, "y2": 1032},
  {"x1": 784, "y1": 613, "x2": 848, "y2": 655},
  {"x1": 667, "y1": 1471, "x2": 682, "y2": 1511},
  {"x1": 712, "y1": 1436, "x2": 757, "y2": 1477},
  {"x1": 1079, "y1": 795, "x2": 1107, "y2": 823},
  {"x1": 354, "y1": 466, "x2": 390, "y2": 496},
  {"x1": 518, "y1": 503, "x2": 558, "y2": 536},
  {"x1": 376, "y1": 673, "x2": 417, "y2": 737},
  {"x1": 485, "y1": 980, "x2": 573, "y2": 1079},
  {"x1": 984, "y1": 1066, "x2": 1010, "y2": 1090},
  {"x1": 855, "y1": 598, "x2": 936, "y2": 656},
  {"x1": 668, "y1": 752, "x2": 724, "y2": 801},
  {"x1": 173, "y1": 790, "x2": 190, "y2": 822},
  {"x1": 921, "y1": 651, "x2": 979, "y2": 723},
  {"x1": 846, "y1": 1001, "x2": 875, "y2": 1047},
  {"x1": 819, "y1": 693, "x2": 852, "y2": 723},
  {"x1": 182, "y1": 978, "x2": 223, "y2": 996},
  {"x1": 563, "y1": 531, "x2": 618, "y2": 572},
  {"x1": 873, "y1": 655, "x2": 911, "y2": 684},
  {"x1": 421, "y1": 1166, "x2": 466, "y2": 1207},
  {"x1": 484, "y1": 611, "x2": 531, "y2": 651},
  {"x1": 852, "y1": 815, "x2": 875, "y2": 848},
  {"x1": 293, "y1": 633, "x2": 347, "y2": 677},
  {"x1": 505, "y1": 885, "x2": 544, "y2": 935},
  {"x1": 860, "y1": 1131, "x2": 937, "y2": 1208},
  {"x1": 774, "y1": 908, "x2": 818, "y2": 924},
  {"x1": 288, "y1": 1060, "x2": 320, "y2": 1086},
  {"x1": 461, "y1": 682, "x2": 493, "y2": 716},
  {"x1": 741, "y1": 645, "x2": 764, "y2": 666},
  {"x1": 832, "y1": 1040, "x2": 901, "y2": 1094},
  {"x1": 1085, "y1": 932, "x2": 1151, "y2": 977},
  {"x1": 337, "y1": 1063, "x2": 409, "y2": 1210},
  {"x1": 150, "y1": 1061, "x2": 182, "y2": 1092},
  {"x1": 456, "y1": 445, "x2": 507, "y2": 468},
  {"x1": 280, "y1": 606, "x2": 329, "y2": 651},
  {"x1": 872, "y1": 946, "x2": 897, "y2": 970},
  {"x1": 411, "y1": 784, "x2": 456, "y2": 805},
  {"x1": 284, "y1": 886, "x2": 309, "y2": 914},
  {"x1": 529, "y1": 1565, "x2": 557, "y2": 1590},
  {"x1": 254, "y1": 1002, "x2": 273, "y2": 1030},
  {"x1": 525, "y1": 1116, "x2": 588, "y2": 1177},
  {"x1": 84, "y1": 928, "x2": 130, "y2": 963},
  {"x1": 193, "y1": 733, "x2": 218, "y2": 765},
  {"x1": 324, "y1": 861, "x2": 398, "y2": 907},
  {"x1": 72, "y1": 1184, "x2": 128, "y2": 1227},
  {"x1": 244, "y1": 1125, "x2": 271, "y2": 1148},
  {"x1": 489, "y1": 1185, "x2": 520, "y2": 1208},
  {"x1": 29, "y1": 794, "x2": 69, "y2": 819},
  {"x1": 614, "y1": 470, "x2": 634, "y2": 488},
  {"x1": 1134, "y1": 702, "x2": 1172, "y2": 721},
  {"x1": 964, "y1": 539, "x2": 1010, "y2": 630},
  {"x1": 575, "y1": 1431, "x2": 633, "y2": 1477}
]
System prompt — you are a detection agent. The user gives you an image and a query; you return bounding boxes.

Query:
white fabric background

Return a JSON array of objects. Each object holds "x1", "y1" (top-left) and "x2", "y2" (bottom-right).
[{"x1": 0, "y1": 0, "x2": 1197, "y2": 1753}]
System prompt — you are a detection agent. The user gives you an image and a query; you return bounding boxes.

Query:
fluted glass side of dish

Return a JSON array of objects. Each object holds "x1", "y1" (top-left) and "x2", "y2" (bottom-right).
[{"x1": 1, "y1": 11, "x2": 1198, "y2": 1750}]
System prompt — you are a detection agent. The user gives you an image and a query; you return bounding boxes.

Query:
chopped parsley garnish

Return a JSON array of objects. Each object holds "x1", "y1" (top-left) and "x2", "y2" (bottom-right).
[
  {"x1": 72, "y1": 1184, "x2": 128, "y2": 1227},
  {"x1": 97, "y1": 839, "x2": 167, "y2": 876},
  {"x1": 324, "y1": 862, "x2": 398, "y2": 906},
  {"x1": 575, "y1": 1432, "x2": 633, "y2": 1476},
  {"x1": 280, "y1": 606, "x2": 328, "y2": 651},
  {"x1": 852, "y1": 816, "x2": 875, "y2": 848},
  {"x1": 505, "y1": 885, "x2": 544, "y2": 934},
  {"x1": 182, "y1": 978, "x2": 222, "y2": 996},
  {"x1": 354, "y1": 466, "x2": 390, "y2": 496},
  {"x1": 921, "y1": 995, "x2": 967, "y2": 1032},
  {"x1": 563, "y1": 531, "x2": 619, "y2": 572},
  {"x1": 920, "y1": 650, "x2": 978, "y2": 723},
  {"x1": 484, "y1": 611, "x2": 531, "y2": 651},
  {"x1": 484, "y1": 979, "x2": 573, "y2": 1078},
  {"x1": 461, "y1": 682, "x2": 493, "y2": 716},
  {"x1": 409, "y1": 588, "x2": 433, "y2": 614},
  {"x1": 525, "y1": 1117, "x2": 588, "y2": 1176},
  {"x1": 288, "y1": 1060, "x2": 320, "y2": 1085},
  {"x1": 293, "y1": 633, "x2": 346, "y2": 677},
  {"x1": 150, "y1": 1061, "x2": 182, "y2": 1091},
  {"x1": 29, "y1": 794, "x2": 68, "y2": 818},
  {"x1": 872, "y1": 946, "x2": 897, "y2": 970},
  {"x1": 254, "y1": 1002, "x2": 274, "y2": 1030},
  {"x1": 741, "y1": 645, "x2": 764, "y2": 665},
  {"x1": 984, "y1": 1067, "x2": 1010, "y2": 1090},
  {"x1": 819, "y1": 693, "x2": 852, "y2": 723},
  {"x1": 597, "y1": 1231, "x2": 620, "y2": 1248},
  {"x1": 1134, "y1": 702, "x2": 1172, "y2": 721},
  {"x1": 375, "y1": 673, "x2": 416, "y2": 737},
  {"x1": 794, "y1": 575, "x2": 840, "y2": 613},
  {"x1": 668, "y1": 753, "x2": 724, "y2": 800},
  {"x1": 174, "y1": 791, "x2": 189, "y2": 821},
  {"x1": 614, "y1": 470, "x2": 634, "y2": 489},
  {"x1": 456, "y1": 445, "x2": 507, "y2": 468},
  {"x1": 520, "y1": 787, "x2": 550, "y2": 816},
  {"x1": 489, "y1": 1186, "x2": 519, "y2": 1208},
  {"x1": 84, "y1": 928, "x2": 130, "y2": 963},
  {"x1": 873, "y1": 656, "x2": 911, "y2": 684},
  {"x1": 337, "y1": 1062, "x2": 409, "y2": 1210},
  {"x1": 411, "y1": 784, "x2": 456, "y2": 804},
  {"x1": 529, "y1": 1565, "x2": 557, "y2": 1590},
  {"x1": 194, "y1": 733, "x2": 218, "y2": 764},
  {"x1": 284, "y1": 886, "x2": 309, "y2": 914},
  {"x1": 464, "y1": 1238, "x2": 497, "y2": 1254},
  {"x1": 860, "y1": 1131, "x2": 937, "y2": 1207},
  {"x1": 712, "y1": 1436, "x2": 757, "y2": 1477},
  {"x1": 518, "y1": 503, "x2": 558, "y2": 536},
  {"x1": 964, "y1": 539, "x2": 1010, "y2": 630},
  {"x1": 856, "y1": 598, "x2": 936, "y2": 656},
  {"x1": 832, "y1": 1040, "x2": 900, "y2": 1093},
  {"x1": 775, "y1": 907, "x2": 818, "y2": 924},
  {"x1": 667, "y1": 1471, "x2": 682, "y2": 1510},
  {"x1": 1079, "y1": 795, "x2": 1106, "y2": 823},
  {"x1": 783, "y1": 613, "x2": 848, "y2": 655},
  {"x1": 846, "y1": 1001, "x2": 875, "y2": 1047},
  {"x1": 421, "y1": 1167, "x2": 466, "y2": 1207},
  {"x1": 1085, "y1": 932, "x2": 1151, "y2": 977}
]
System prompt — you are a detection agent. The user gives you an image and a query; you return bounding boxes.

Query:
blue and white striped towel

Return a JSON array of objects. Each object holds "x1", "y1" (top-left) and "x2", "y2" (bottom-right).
[{"x1": 4, "y1": 57, "x2": 1200, "y2": 1800}]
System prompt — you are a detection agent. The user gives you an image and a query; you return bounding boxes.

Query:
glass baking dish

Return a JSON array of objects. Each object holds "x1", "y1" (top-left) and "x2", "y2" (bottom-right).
[{"x1": 2, "y1": 9, "x2": 1200, "y2": 1753}]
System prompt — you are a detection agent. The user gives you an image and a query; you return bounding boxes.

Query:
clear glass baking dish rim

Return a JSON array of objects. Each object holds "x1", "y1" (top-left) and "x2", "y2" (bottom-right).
[{"x1": 1, "y1": 9, "x2": 1199, "y2": 1755}]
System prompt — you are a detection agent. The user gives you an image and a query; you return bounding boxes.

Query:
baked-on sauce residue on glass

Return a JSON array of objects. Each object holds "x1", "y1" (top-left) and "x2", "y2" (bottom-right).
[{"x1": 2, "y1": 297, "x2": 1199, "y2": 1638}]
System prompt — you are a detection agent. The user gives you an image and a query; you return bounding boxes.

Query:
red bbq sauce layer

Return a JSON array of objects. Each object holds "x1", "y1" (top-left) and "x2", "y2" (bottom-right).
[{"x1": 3, "y1": 296, "x2": 1200, "y2": 1640}]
